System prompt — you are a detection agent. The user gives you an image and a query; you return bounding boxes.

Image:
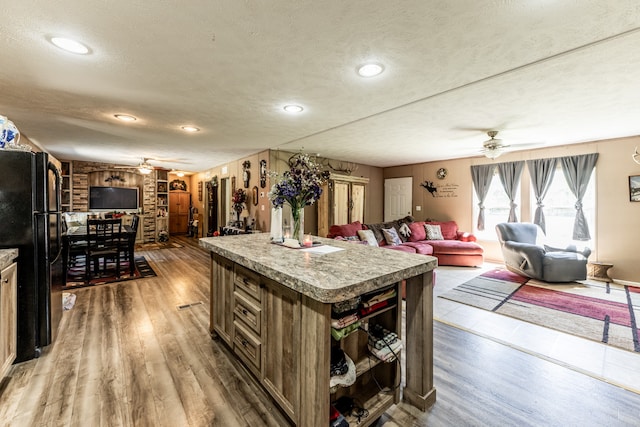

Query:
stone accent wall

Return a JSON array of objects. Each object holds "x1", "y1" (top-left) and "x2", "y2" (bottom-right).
[{"x1": 69, "y1": 160, "x2": 158, "y2": 242}]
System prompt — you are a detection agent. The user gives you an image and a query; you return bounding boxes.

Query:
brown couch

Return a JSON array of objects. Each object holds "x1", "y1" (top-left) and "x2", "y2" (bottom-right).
[{"x1": 328, "y1": 217, "x2": 484, "y2": 267}]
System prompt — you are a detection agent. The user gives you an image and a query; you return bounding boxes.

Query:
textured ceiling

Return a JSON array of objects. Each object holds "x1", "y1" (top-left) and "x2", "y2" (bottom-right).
[{"x1": 1, "y1": 1, "x2": 640, "y2": 172}]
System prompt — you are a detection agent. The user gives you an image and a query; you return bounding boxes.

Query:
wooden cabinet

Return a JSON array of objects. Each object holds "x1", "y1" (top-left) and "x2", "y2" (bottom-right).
[
  {"x1": 169, "y1": 191, "x2": 191, "y2": 234},
  {"x1": 317, "y1": 173, "x2": 369, "y2": 237},
  {"x1": 261, "y1": 277, "x2": 300, "y2": 420},
  {"x1": 0, "y1": 262, "x2": 17, "y2": 379},
  {"x1": 210, "y1": 254, "x2": 234, "y2": 344},
  {"x1": 209, "y1": 256, "x2": 405, "y2": 426}
]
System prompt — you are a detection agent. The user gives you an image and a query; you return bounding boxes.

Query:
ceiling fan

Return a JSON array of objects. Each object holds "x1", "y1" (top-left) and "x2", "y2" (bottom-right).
[
  {"x1": 480, "y1": 131, "x2": 510, "y2": 159},
  {"x1": 113, "y1": 158, "x2": 163, "y2": 174}
]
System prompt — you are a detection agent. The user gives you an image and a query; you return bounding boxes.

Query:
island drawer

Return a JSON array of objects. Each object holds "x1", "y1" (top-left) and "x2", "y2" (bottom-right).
[
  {"x1": 234, "y1": 265, "x2": 261, "y2": 301},
  {"x1": 233, "y1": 321, "x2": 261, "y2": 373},
  {"x1": 233, "y1": 290, "x2": 262, "y2": 335}
]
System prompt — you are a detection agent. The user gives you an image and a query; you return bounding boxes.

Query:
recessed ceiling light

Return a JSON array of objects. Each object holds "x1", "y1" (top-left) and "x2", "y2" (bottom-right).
[
  {"x1": 49, "y1": 37, "x2": 90, "y2": 55},
  {"x1": 357, "y1": 63, "x2": 384, "y2": 77},
  {"x1": 176, "y1": 172, "x2": 185, "y2": 177},
  {"x1": 181, "y1": 125, "x2": 200, "y2": 132},
  {"x1": 283, "y1": 105, "x2": 304, "y2": 113},
  {"x1": 114, "y1": 114, "x2": 137, "y2": 122}
]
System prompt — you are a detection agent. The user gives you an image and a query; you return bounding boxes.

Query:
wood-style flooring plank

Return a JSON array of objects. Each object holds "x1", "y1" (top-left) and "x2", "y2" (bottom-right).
[{"x1": 1, "y1": 235, "x2": 639, "y2": 426}]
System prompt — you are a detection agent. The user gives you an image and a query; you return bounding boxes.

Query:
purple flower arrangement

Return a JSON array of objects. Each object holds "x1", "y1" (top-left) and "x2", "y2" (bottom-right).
[{"x1": 268, "y1": 153, "x2": 330, "y2": 212}]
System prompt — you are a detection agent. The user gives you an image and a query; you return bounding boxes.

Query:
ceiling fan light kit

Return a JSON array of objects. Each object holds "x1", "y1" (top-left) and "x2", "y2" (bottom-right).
[{"x1": 482, "y1": 130, "x2": 509, "y2": 159}]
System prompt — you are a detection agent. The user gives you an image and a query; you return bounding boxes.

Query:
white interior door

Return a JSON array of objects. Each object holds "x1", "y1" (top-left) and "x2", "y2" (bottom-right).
[{"x1": 384, "y1": 177, "x2": 413, "y2": 221}]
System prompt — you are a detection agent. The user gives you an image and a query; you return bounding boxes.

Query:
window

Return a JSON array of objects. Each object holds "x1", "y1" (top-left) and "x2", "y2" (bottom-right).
[
  {"x1": 532, "y1": 165, "x2": 596, "y2": 247},
  {"x1": 473, "y1": 168, "x2": 521, "y2": 240}
]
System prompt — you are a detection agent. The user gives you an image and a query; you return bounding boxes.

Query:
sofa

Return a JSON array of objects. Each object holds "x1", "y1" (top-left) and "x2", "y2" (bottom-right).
[{"x1": 328, "y1": 216, "x2": 484, "y2": 267}]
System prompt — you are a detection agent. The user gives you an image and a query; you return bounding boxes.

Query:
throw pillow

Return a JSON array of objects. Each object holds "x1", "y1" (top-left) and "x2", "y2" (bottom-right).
[
  {"x1": 357, "y1": 229, "x2": 379, "y2": 247},
  {"x1": 408, "y1": 222, "x2": 427, "y2": 242},
  {"x1": 425, "y1": 221, "x2": 458, "y2": 240},
  {"x1": 398, "y1": 223, "x2": 411, "y2": 239},
  {"x1": 328, "y1": 221, "x2": 363, "y2": 238},
  {"x1": 382, "y1": 227, "x2": 402, "y2": 246},
  {"x1": 424, "y1": 224, "x2": 444, "y2": 240}
]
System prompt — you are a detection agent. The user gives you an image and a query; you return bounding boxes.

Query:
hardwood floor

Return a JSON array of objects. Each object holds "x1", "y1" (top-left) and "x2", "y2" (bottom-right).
[{"x1": 0, "y1": 235, "x2": 638, "y2": 426}]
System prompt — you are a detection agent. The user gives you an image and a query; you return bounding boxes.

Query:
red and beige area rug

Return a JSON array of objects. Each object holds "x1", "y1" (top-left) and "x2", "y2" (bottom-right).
[{"x1": 440, "y1": 268, "x2": 640, "y2": 353}]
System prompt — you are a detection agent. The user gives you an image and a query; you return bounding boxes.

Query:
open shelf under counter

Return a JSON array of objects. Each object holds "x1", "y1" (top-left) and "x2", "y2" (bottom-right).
[{"x1": 200, "y1": 233, "x2": 436, "y2": 426}]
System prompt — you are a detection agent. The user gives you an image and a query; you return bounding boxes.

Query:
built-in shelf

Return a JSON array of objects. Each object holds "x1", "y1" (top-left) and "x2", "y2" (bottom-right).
[
  {"x1": 60, "y1": 161, "x2": 72, "y2": 212},
  {"x1": 155, "y1": 170, "x2": 169, "y2": 241}
]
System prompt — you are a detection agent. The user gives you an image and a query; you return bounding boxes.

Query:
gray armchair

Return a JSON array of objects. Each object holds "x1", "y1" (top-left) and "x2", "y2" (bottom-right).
[{"x1": 495, "y1": 222, "x2": 591, "y2": 282}]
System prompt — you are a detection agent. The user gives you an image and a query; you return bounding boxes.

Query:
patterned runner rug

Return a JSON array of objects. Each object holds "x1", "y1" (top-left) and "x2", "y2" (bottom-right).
[
  {"x1": 440, "y1": 268, "x2": 640, "y2": 353},
  {"x1": 65, "y1": 255, "x2": 157, "y2": 289}
]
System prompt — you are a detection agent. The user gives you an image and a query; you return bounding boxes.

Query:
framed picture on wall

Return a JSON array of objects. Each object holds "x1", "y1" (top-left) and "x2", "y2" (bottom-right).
[{"x1": 630, "y1": 175, "x2": 640, "y2": 202}]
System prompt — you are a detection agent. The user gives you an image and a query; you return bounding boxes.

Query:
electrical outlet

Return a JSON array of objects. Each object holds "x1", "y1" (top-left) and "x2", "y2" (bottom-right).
[
  {"x1": 261, "y1": 205, "x2": 265, "y2": 211},
  {"x1": 416, "y1": 205, "x2": 422, "y2": 211}
]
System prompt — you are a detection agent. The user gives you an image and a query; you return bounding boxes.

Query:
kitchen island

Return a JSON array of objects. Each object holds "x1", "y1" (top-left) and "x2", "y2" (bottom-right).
[{"x1": 200, "y1": 234, "x2": 437, "y2": 427}]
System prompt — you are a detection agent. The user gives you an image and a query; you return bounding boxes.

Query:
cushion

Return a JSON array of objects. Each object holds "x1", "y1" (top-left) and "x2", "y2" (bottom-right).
[
  {"x1": 328, "y1": 221, "x2": 363, "y2": 238},
  {"x1": 357, "y1": 229, "x2": 379, "y2": 247},
  {"x1": 426, "y1": 221, "x2": 458, "y2": 240},
  {"x1": 402, "y1": 241, "x2": 434, "y2": 255},
  {"x1": 382, "y1": 227, "x2": 402, "y2": 246},
  {"x1": 424, "y1": 224, "x2": 444, "y2": 240},
  {"x1": 408, "y1": 222, "x2": 427, "y2": 242},
  {"x1": 458, "y1": 231, "x2": 477, "y2": 242},
  {"x1": 398, "y1": 223, "x2": 411, "y2": 239}
]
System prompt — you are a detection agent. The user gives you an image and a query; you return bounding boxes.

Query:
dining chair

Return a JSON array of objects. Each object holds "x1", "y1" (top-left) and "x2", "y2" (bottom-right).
[
  {"x1": 119, "y1": 214, "x2": 140, "y2": 265},
  {"x1": 86, "y1": 218, "x2": 122, "y2": 283},
  {"x1": 62, "y1": 216, "x2": 87, "y2": 268}
]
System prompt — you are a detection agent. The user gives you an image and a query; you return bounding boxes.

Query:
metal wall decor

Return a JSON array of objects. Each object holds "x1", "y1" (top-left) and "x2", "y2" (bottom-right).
[
  {"x1": 260, "y1": 159, "x2": 267, "y2": 188},
  {"x1": 243, "y1": 160, "x2": 251, "y2": 188}
]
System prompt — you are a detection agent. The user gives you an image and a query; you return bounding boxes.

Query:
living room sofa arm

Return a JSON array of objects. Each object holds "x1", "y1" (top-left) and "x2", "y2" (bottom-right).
[
  {"x1": 544, "y1": 244, "x2": 592, "y2": 258},
  {"x1": 503, "y1": 241, "x2": 545, "y2": 274},
  {"x1": 456, "y1": 230, "x2": 477, "y2": 242}
]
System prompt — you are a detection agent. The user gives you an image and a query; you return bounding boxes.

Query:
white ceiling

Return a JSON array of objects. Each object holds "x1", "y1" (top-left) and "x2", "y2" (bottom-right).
[{"x1": 2, "y1": 1, "x2": 640, "y2": 172}]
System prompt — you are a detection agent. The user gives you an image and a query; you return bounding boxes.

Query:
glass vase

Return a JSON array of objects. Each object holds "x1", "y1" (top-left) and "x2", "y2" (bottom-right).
[{"x1": 290, "y1": 205, "x2": 304, "y2": 244}]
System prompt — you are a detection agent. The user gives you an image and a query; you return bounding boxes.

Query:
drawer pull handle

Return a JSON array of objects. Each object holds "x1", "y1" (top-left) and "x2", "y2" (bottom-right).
[
  {"x1": 2, "y1": 278, "x2": 8, "y2": 284},
  {"x1": 242, "y1": 309, "x2": 248, "y2": 316},
  {"x1": 241, "y1": 339, "x2": 248, "y2": 347},
  {"x1": 242, "y1": 278, "x2": 249, "y2": 284}
]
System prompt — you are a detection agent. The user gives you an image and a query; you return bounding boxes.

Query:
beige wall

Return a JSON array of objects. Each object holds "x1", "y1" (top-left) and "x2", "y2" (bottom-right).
[
  {"x1": 384, "y1": 136, "x2": 640, "y2": 283},
  {"x1": 194, "y1": 150, "x2": 384, "y2": 237}
]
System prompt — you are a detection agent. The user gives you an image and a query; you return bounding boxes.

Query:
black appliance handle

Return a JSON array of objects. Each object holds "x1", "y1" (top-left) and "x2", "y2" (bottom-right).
[{"x1": 48, "y1": 162, "x2": 63, "y2": 260}]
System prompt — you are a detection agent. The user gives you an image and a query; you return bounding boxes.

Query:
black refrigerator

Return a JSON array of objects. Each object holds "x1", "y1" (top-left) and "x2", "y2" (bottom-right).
[{"x1": 0, "y1": 150, "x2": 63, "y2": 362}]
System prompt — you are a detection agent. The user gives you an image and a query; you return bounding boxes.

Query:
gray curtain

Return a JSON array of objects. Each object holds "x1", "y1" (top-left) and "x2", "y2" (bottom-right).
[
  {"x1": 526, "y1": 158, "x2": 558, "y2": 233},
  {"x1": 497, "y1": 161, "x2": 525, "y2": 222},
  {"x1": 470, "y1": 164, "x2": 496, "y2": 230},
  {"x1": 560, "y1": 153, "x2": 599, "y2": 240}
]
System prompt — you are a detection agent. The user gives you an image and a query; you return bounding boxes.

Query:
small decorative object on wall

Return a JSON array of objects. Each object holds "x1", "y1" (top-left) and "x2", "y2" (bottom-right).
[
  {"x1": 105, "y1": 175, "x2": 126, "y2": 183},
  {"x1": 252, "y1": 186, "x2": 259, "y2": 206},
  {"x1": 170, "y1": 179, "x2": 187, "y2": 191},
  {"x1": 436, "y1": 167, "x2": 448, "y2": 180},
  {"x1": 259, "y1": 159, "x2": 267, "y2": 188},
  {"x1": 242, "y1": 160, "x2": 251, "y2": 188},
  {"x1": 231, "y1": 176, "x2": 236, "y2": 194},
  {"x1": 420, "y1": 180, "x2": 438, "y2": 197},
  {"x1": 629, "y1": 175, "x2": 640, "y2": 202},
  {"x1": 198, "y1": 181, "x2": 203, "y2": 201}
]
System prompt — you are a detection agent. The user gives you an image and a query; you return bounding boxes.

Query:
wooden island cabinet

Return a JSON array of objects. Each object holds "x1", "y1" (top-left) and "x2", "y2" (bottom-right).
[{"x1": 200, "y1": 234, "x2": 437, "y2": 427}]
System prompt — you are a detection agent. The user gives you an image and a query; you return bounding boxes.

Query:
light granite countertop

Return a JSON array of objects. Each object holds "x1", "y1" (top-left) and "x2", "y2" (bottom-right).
[
  {"x1": 199, "y1": 234, "x2": 436, "y2": 303},
  {"x1": 0, "y1": 248, "x2": 18, "y2": 270}
]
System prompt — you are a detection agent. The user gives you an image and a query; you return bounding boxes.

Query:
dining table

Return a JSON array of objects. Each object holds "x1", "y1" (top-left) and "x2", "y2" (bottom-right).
[{"x1": 62, "y1": 224, "x2": 136, "y2": 285}]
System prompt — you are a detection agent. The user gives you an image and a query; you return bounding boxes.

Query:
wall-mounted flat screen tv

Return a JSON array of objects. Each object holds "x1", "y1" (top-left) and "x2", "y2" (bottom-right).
[{"x1": 89, "y1": 186, "x2": 139, "y2": 210}]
